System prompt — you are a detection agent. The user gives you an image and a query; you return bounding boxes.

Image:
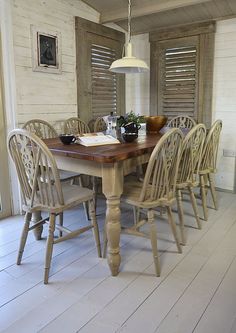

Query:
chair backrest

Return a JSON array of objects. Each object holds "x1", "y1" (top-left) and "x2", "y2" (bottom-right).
[
  {"x1": 177, "y1": 124, "x2": 206, "y2": 184},
  {"x1": 8, "y1": 129, "x2": 64, "y2": 209},
  {"x1": 23, "y1": 119, "x2": 58, "y2": 139},
  {"x1": 200, "y1": 119, "x2": 222, "y2": 172},
  {"x1": 64, "y1": 117, "x2": 90, "y2": 135},
  {"x1": 167, "y1": 116, "x2": 196, "y2": 129},
  {"x1": 139, "y1": 128, "x2": 183, "y2": 203},
  {"x1": 94, "y1": 117, "x2": 107, "y2": 132}
]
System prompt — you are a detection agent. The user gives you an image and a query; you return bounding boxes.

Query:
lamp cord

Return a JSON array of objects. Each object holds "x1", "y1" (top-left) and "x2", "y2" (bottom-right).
[{"x1": 128, "y1": 0, "x2": 131, "y2": 43}]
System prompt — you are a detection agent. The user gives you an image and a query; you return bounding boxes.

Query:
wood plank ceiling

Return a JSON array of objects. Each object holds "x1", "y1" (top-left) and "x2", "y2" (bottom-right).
[{"x1": 82, "y1": 0, "x2": 236, "y2": 34}]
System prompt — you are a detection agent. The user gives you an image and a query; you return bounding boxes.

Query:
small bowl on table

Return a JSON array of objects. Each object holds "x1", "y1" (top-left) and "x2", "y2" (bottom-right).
[
  {"x1": 122, "y1": 132, "x2": 138, "y2": 143},
  {"x1": 146, "y1": 116, "x2": 168, "y2": 134},
  {"x1": 59, "y1": 134, "x2": 76, "y2": 145}
]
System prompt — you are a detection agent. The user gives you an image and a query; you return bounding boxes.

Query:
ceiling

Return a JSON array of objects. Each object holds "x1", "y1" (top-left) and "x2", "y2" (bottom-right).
[{"x1": 82, "y1": 0, "x2": 236, "y2": 34}]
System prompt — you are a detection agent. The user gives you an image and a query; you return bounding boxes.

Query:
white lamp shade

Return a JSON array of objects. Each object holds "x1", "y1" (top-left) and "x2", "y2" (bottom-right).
[
  {"x1": 109, "y1": 56, "x2": 149, "y2": 73},
  {"x1": 109, "y1": 43, "x2": 149, "y2": 74}
]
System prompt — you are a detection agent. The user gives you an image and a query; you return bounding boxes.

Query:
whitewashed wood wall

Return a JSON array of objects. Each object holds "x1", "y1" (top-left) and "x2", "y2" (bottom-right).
[
  {"x1": 125, "y1": 33, "x2": 150, "y2": 117},
  {"x1": 213, "y1": 18, "x2": 236, "y2": 191},
  {"x1": 12, "y1": 0, "x2": 99, "y2": 133}
]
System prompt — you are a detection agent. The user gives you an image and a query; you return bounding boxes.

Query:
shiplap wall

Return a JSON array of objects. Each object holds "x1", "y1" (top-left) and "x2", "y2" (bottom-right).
[
  {"x1": 212, "y1": 18, "x2": 236, "y2": 191},
  {"x1": 12, "y1": 0, "x2": 99, "y2": 133},
  {"x1": 125, "y1": 33, "x2": 150, "y2": 117}
]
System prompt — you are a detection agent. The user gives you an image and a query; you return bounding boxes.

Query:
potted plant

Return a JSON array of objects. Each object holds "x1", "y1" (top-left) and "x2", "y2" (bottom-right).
[{"x1": 117, "y1": 111, "x2": 146, "y2": 134}]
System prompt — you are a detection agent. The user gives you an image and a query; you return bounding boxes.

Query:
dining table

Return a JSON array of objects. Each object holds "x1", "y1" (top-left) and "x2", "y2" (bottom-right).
[{"x1": 43, "y1": 132, "x2": 164, "y2": 276}]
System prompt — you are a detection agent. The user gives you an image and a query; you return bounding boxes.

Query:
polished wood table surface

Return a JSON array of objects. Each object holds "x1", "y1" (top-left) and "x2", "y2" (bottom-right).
[{"x1": 44, "y1": 133, "x2": 163, "y2": 276}]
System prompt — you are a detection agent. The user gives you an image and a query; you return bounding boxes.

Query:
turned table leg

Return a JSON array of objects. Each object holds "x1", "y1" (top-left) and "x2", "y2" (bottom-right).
[{"x1": 102, "y1": 162, "x2": 123, "y2": 276}]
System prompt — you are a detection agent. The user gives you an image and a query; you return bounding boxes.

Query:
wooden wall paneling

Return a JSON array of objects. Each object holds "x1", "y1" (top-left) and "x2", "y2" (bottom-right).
[
  {"x1": 11, "y1": 0, "x2": 100, "y2": 129},
  {"x1": 149, "y1": 21, "x2": 216, "y2": 42},
  {"x1": 198, "y1": 32, "x2": 215, "y2": 127}
]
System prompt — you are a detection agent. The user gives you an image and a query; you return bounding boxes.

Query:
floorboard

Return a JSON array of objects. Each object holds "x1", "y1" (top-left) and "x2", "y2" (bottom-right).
[{"x1": 0, "y1": 192, "x2": 235, "y2": 333}]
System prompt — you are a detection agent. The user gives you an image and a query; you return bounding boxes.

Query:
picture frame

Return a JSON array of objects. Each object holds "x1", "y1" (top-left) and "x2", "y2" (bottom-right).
[{"x1": 31, "y1": 25, "x2": 62, "y2": 74}]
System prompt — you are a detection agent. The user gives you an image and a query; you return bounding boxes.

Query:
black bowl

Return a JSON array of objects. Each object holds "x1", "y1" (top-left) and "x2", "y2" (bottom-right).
[
  {"x1": 59, "y1": 134, "x2": 76, "y2": 145},
  {"x1": 122, "y1": 132, "x2": 138, "y2": 143}
]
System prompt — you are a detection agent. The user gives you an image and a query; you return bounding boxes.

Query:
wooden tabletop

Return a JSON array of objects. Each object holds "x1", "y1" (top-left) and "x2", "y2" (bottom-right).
[{"x1": 44, "y1": 133, "x2": 163, "y2": 163}]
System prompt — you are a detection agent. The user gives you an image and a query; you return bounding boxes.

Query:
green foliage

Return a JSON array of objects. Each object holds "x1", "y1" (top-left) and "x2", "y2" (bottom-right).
[{"x1": 117, "y1": 111, "x2": 146, "y2": 127}]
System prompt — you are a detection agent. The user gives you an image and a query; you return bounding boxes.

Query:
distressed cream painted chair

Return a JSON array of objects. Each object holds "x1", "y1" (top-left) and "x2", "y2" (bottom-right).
[
  {"x1": 23, "y1": 119, "x2": 88, "y2": 221},
  {"x1": 105, "y1": 129, "x2": 183, "y2": 277},
  {"x1": 23, "y1": 119, "x2": 58, "y2": 139},
  {"x1": 64, "y1": 118, "x2": 100, "y2": 207},
  {"x1": 64, "y1": 117, "x2": 90, "y2": 135},
  {"x1": 23, "y1": 119, "x2": 78, "y2": 182},
  {"x1": 176, "y1": 124, "x2": 206, "y2": 245},
  {"x1": 94, "y1": 117, "x2": 107, "y2": 132},
  {"x1": 198, "y1": 120, "x2": 223, "y2": 221},
  {"x1": 8, "y1": 129, "x2": 101, "y2": 284},
  {"x1": 167, "y1": 115, "x2": 196, "y2": 129}
]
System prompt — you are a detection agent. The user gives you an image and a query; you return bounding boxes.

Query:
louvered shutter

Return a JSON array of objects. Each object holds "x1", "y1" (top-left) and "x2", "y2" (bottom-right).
[
  {"x1": 75, "y1": 18, "x2": 125, "y2": 125},
  {"x1": 162, "y1": 46, "x2": 197, "y2": 118},
  {"x1": 91, "y1": 44, "x2": 117, "y2": 118},
  {"x1": 150, "y1": 23, "x2": 215, "y2": 126}
]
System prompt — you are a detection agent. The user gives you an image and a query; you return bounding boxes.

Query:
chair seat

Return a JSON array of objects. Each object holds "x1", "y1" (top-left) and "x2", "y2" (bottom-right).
[
  {"x1": 122, "y1": 181, "x2": 175, "y2": 208},
  {"x1": 59, "y1": 170, "x2": 80, "y2": 181},
  {"x1": 23, "y1": 183, "x2": 94, "y2": 214}
]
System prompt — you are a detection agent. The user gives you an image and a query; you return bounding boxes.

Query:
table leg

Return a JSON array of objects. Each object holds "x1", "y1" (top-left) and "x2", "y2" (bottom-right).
[
  {"x1": 102, "y1": 163, "x2": 123, "y2": 276},
  {"x1": 31, "y1": 211, "x2": 43, "y2": 240}
]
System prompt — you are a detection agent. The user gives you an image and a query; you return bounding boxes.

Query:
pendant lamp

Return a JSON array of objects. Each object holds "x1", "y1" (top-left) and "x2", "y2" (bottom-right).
[{"x1": 109, "y1": 0, "x2": 149, "y2": 74}]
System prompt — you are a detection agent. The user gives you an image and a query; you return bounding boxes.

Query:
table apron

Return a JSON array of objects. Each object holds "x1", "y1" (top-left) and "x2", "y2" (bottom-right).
[{"x1": 54, "y1": 156, "x2": 103, "y2": 177}]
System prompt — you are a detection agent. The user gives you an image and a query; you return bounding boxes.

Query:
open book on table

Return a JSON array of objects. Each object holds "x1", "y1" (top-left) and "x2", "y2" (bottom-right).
[{"x1": 76, "y1": 132, "x2": 120, "y2": 147}]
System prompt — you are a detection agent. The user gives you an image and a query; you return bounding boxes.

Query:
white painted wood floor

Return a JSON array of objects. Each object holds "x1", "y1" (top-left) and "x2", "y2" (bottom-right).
[{"x1": 0, "y1": 191, "x2": 236, "y2": 333}]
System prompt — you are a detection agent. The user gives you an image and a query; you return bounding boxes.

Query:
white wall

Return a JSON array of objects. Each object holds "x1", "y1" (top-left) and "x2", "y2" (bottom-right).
[
  {"x1": 125, "y1": 33, "x2": 150, "y2": 117},
  {"x1": 212, "y1": 18, "x2": 236, "y2": 191},
  {"x1": 11, "y1": 0, "x2": 99, "y2": 132},
  {"x1": 0, "y1": 0, "x2": 20, "y2": 214}
]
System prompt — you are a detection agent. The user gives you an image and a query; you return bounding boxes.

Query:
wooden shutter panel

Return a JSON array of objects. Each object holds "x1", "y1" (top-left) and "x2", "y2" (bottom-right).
[
  {"x1": 75, "y1": 17, "x2": 125, "y2": 125},
  {"x1": 91, "y1": 44, "x2": 117, "y2": 118},
  {"x1": 163, "y1": 46, "x2": 197, "y2": 118},
  {"x1": 150, "y1": 22, "x2": 216, "y2": 126},
  {"x1": 157, "y1": 38, "x2": 199, "y2": 120}
]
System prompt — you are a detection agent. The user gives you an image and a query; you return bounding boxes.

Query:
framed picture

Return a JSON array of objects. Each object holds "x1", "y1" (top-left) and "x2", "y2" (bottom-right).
[{"x1": 31, "y1": 26, "x2": 62, "y2": 74}]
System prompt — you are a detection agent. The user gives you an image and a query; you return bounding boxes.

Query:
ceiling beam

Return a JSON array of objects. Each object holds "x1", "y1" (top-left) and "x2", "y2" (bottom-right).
[{"x1": 100, "y1": 0, "x2": 213, "y2": 23}]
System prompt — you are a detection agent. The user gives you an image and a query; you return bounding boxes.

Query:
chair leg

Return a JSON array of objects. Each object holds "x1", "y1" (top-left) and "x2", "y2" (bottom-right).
[
  {"x1": 78, "y1": 176, "x2": 90, "y2": 220},
  {"x1": 44, "y1": 213, "x2": 56, "y2": 284},
  {"x1": 176, "y1": 189, "x2": 186, "y2": 245},
  {"x1": 166, "y1": 206, "x2": 182, "y2": 253},
  {"x1": 147, "y1": 209, "x2": 160, "y2": 277},
  {"x1": 102, "y1": 222, "x2": 108, "y2": 258},
  {"x1": 92, "y1": 176, "x2": 98, "y2": 210},
  {"x1": 17, "y1": 212, "x2": 32, "y2": 265},
  {"x1": 208, "y1": 173, "x2": 218, "y2": 210},
  {"x1": 59, "y1": 213, "x2": 63, "y2": 237},
  {"x1": 188, "y1": 186, "x2": 202, "y2": 230},
  {"x1": 89, "y1": 199, "x2": 101, "y2": 258},
  {"x1": 133, "y1": 206, "x2": 140, "y2": 230},
  {"x1": 200, "y1": 174, "x2": 208, "y2": 221}
]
